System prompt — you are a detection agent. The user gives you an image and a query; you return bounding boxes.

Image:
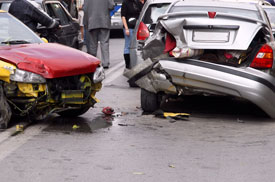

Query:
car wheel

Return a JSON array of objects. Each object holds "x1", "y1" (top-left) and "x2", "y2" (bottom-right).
[
  {"x1": 140, "y1": 88, "x2": 159, "y2": 112},
  {"x1": 57, "y1": 106, "x2": 91, "y2": 117},
  {"x1": 0, "y1": 85, "x2": 11, "y2": 129}
]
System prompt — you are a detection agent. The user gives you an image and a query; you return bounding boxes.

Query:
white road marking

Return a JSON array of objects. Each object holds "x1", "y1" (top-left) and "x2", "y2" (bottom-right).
[
  {"x1": 103, "y1": 61, "x2": 124, "y2": 85},
  {"x1": 0, "y1": 124, "x2": 47, "y2": 162}
]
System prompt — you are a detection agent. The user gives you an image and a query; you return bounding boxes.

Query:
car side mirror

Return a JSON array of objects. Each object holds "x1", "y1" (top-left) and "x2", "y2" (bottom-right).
[{"x1": 128, "y1": 18, "x2": 137, "y2": 27}]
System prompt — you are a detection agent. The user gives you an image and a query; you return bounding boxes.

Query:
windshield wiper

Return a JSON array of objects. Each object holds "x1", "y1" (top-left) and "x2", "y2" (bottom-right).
[{"x1": 1, "y1": 40, "x2": 31, "y2": 45}]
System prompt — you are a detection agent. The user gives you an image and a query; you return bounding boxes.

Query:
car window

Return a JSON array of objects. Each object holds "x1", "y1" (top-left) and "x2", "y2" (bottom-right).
[
  {"x1": 0, "y1": 2, "x2": 11, "y2": 11},
  {"x1": 170, "y1": 6, "x2": 262, "y2": 21},
  {"x1": 264, "y1": 8, "x2": 275, "y2": 28},
  {"x1": 142, "y1": 3, "x2": 170, "y2": 24},
  {"x1": 45, "y1": 3, "x2": 70, "y2": 25},
  {"x1": 0, "y1": 13, "x2": 43, "y2": 45}
]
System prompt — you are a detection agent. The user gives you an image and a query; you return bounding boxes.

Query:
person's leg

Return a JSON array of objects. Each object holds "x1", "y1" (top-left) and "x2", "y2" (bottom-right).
[
  {"x1": 88, "y1": 29, "x2": 99, "y2": 56},
  {"x1": 123, "y1": 28, "x2": 133, "y2": 69},
  {"x1": 84, "y1": 27, "x2": 90, "y2": 51},
  {"x1": 99, "y1": 28, "x2": 110, "y2": 68}
]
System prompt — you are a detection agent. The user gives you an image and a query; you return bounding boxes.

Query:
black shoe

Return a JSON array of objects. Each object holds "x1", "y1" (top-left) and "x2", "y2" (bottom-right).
[{"x1": 103, "y1": 66, "x2": 109, "y2": 69}]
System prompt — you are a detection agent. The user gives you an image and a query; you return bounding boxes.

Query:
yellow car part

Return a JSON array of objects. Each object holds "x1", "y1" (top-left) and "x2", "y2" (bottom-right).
[
  {"x1": 0, "y1": 61, "x2": 16, "y2": 83},
  {"x1": 17, "y1": 83, "x2": 46, "y2": 97}
]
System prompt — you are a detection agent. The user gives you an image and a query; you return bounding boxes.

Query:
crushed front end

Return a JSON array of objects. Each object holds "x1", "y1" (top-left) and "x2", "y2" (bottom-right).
[{"x1": 1, "y1": 61, "x2": 104, "y2": 125}]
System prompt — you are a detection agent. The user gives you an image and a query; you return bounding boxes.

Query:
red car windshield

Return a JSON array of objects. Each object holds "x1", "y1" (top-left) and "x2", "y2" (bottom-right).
[{"x1": 0, "y1": 12, "x2": 43, "y2": 45}]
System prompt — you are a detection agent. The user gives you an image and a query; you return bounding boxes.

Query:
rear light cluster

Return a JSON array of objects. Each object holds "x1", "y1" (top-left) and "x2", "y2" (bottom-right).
[
  {"x1": 164, "y1": 33, "x2": 176, "y2": 54},
  {"x1": 250, "y1": 44, "x2": 273, "y2": 69},
  {"x1": 137, "y1": 22, "x2": 150, "y2": 41}
]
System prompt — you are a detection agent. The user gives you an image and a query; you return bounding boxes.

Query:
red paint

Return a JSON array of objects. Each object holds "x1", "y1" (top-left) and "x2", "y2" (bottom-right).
[
  {"x1": 0, "y1": 43, "x2": 100, "y2": 78},
  {"x1": 164, "y1": 33, "x2": 176, "y2": 53}
]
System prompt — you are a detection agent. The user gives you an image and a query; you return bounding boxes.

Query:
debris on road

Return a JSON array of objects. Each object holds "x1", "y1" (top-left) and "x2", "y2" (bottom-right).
[
  {"x1": 133, "y1": 172, "x2": 144, "y2": 175},
  {"x1": 118, "y1": 123, "x2": 135, "y2": 127},
  {"x1": 153, "y1": 109, "x2": 190, "y2": 122},
  {"x1": 102, "y1": 107, "x2": 115, "y2": 115},
  {"x1": 16, "y1": 125, "x2": 24, "y2": 132},
  {"x1": 237, "y1": 118, "x2": 245, "y2": 123},
  {"x1": 169, "y1": 164, "x2": 175, "y2": 168},
  {"x1": 72, "y1": 124, "x2": 80, "y2": 130},
  {"x1": 10, "y1": 121, "x2": 32, "y2": 136}
]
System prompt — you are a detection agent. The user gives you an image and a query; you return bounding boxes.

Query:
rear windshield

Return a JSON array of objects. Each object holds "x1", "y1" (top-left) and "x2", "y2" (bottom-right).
[
  {"x1": 169, "y1": 6, "x2": 262, "y2": 21},
  {"x1": 264, "y1": 8, "x2": 275, "y2": 28},
  {"x1": 142, "y1": 3, "x2": 170, "y2": 24}
]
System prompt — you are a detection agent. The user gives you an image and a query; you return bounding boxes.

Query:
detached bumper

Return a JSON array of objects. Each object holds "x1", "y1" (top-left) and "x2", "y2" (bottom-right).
[{"x1": 129, "y1": 58, "x2": 275, "y2": 118}]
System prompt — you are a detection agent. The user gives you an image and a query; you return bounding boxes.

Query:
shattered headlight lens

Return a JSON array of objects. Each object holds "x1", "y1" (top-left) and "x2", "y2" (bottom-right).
[
  {"x1": 10, "y1": 69, "x2": 46, "y2": 83},
  {"x1": 93, "y1": 66, "x2": 105, "y2": 83}
]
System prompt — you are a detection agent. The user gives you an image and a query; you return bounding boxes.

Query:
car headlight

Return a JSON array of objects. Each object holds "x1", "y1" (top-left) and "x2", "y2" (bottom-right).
[
  {"x1": 93, "y1": 66, "x2": 105, "y2": 83},
  {"x1": 10, "y1": 69, "x2": 46, "y2": 83}
]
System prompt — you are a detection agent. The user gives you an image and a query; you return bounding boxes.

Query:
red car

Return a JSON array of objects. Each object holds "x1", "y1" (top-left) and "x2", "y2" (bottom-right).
[{"x1": 0, "y1": 11, "x2": 105, "y2": 128}]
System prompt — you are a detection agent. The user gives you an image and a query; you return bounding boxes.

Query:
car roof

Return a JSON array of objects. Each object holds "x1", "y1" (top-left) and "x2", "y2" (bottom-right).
[
  {"x1": 146, "y1": 0, "x2": 177, "y2": 4},
  {"x1": 174, "y1": 0, "x2": 260, "y2": 11}
]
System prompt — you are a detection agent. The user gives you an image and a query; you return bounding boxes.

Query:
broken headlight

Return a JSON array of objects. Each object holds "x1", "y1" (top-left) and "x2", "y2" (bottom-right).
[
  {"x1": 93, "y1": 66, "x2": 105, "y2": 83},
  {"x1": 10, "y1": 69, "x2": 46, "y2": 83}
]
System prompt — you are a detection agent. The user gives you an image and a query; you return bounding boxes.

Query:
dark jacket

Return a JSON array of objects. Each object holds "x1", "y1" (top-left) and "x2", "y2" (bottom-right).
[
  {"x1": 121, "y1": 0, "x2": 144, "y2": 29},
  {"x1": 9, "y1": 0, "x2": 59, "y2": 31}
]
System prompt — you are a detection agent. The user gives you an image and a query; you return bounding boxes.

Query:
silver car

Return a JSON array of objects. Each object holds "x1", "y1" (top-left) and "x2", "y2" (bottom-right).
[
  {"x1": 111, "y1": 1, "x2": 123, "y2": 30},
  {"x1": 127, "y1": 0, "x2": 275, "y2": 118},
  {"x1": 128, "y1": 0, "x2": 174, "y2": 69}
]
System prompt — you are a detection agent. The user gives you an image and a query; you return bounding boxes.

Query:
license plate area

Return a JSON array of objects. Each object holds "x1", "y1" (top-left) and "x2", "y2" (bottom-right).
[{"x1": 193, "y1": 30, "x2": 230, "y2": 43}]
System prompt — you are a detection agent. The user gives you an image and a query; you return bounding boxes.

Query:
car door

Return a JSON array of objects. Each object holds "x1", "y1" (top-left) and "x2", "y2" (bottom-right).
[{"x1": 44, "y1": 1, "x2": 79, "y2": 47}]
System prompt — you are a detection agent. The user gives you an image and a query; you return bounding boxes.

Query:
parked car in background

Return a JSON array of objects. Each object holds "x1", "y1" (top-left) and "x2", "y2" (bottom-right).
[
  {"x1": 0, "y1": 0, "x2": 83, "y2": 49},
  {"x1": 0, "y1": 11, "x2": 104, "y2": 129},
  {"x1": 128, "y1": 0, "x2": 174, "y2": 69},
  {"x1": 111, "y1": 0, "x2": 123, "y2": 30},
  {"x1": 127, "y1": 0, "x2": 275, "y2": 118}
]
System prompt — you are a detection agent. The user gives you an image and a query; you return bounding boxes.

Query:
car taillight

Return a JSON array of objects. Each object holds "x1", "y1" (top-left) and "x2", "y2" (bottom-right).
[
  {"x1": 250, "y1": 44, "x2": 273, "y2": 69},
  {"x1": 164, "y1": 33, "x2": 176, "y2": 54},
  {"x1": 137, "y1": 22, "x2": 149, "y2": 41}
]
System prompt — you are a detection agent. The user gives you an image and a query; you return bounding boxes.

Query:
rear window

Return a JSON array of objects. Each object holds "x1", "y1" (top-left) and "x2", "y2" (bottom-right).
[
  {"x1": 142, "y1": 3, "x2": 170, "y2": 24},
  {"x1": 170, "y1": 6, "x2": 262, "y2": 21},
  {"x1": 264, "y1": 8, "x2": 275, "y2": 28}
]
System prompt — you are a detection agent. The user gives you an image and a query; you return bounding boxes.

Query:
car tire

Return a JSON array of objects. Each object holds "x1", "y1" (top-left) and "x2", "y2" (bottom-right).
[
  {"x1": 57, "y1": 106, "x2": 91, "y2": 117},
  {"x1": 140, "y1": 88, "x2": 159, "y2": 112},
  {"x1": 0, "y1": 85, "x2": 11, "y2": 129}
]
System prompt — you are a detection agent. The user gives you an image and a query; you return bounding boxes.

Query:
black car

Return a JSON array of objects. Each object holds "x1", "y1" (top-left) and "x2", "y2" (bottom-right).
[{"x1": 0, "y1": 0, "x2": 83, "y2": 49}]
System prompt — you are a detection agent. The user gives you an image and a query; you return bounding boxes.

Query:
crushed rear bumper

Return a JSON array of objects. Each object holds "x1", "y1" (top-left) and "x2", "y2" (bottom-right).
[{"x1": 127, "y1": 58, "x2": 275, "y2": 118}]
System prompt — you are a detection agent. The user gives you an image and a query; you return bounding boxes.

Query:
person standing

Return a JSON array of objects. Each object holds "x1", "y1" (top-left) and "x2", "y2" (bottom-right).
[
  {"x1": 84, "y1": 0, "x2": 115, "y2": 69},
  {"x1": 76, "y1": 0, "x2": 84, "y2": 40},
  {"x1": 121, "y1": 0, "x2": 145, "y2": 69}
]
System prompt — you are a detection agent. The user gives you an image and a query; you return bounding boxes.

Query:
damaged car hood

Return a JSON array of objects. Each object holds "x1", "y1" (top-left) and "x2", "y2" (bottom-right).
[{"x1": 0, "y1": 43, "x2": 100, "y2": 78}]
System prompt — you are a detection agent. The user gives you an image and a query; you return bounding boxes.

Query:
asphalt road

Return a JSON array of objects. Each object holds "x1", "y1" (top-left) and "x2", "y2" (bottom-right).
[{"x1": 0, "y1": 34, "x2": 275, "y2": 182}]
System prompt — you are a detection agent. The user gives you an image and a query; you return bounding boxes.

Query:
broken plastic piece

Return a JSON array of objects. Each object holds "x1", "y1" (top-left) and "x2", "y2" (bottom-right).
[
  {"x1": 16, "y1": 125, "x2": 24, "y2": 132},
  {"x1": 72, "y1": 124, "x2": 80, "y2": 130},
  {"x1": 102, "y1": 107, "x2": 115, "y2": 115},
  {"x1": 154, "y1": 109, "x2": 190, "y2": 121}
]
